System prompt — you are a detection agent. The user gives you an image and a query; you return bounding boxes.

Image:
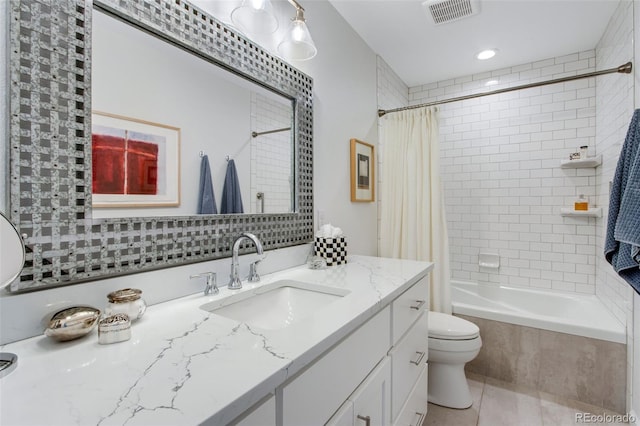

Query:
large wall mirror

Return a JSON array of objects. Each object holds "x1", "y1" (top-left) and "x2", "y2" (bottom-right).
[{"x1": 8, "y1": 0, "x2": 314, "y2": 292}]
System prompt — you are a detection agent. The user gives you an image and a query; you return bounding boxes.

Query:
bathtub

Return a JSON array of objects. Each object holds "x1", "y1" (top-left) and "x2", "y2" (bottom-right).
[{"x1": 451, "y1": 280, "x2": 626, "y2": 344}]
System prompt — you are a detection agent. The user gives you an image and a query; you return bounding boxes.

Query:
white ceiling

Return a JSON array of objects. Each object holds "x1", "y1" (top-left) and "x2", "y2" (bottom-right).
[{"x1": 328, "y1": 0, "x2": 621, "y2": 87}]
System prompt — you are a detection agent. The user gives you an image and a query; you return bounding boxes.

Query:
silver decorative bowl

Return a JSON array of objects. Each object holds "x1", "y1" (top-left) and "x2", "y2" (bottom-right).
[{"x1": 44, "y1": 306, "x2": 101, "y2": 342}]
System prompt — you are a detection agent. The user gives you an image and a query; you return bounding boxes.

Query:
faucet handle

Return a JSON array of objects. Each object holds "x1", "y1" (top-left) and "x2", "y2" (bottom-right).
[
  {"x1": 247, "y1": 261, "x2": 261, "y2": 283},
  {"x1": 190, "y1": 272, "x2": 219, "y2": 296}
]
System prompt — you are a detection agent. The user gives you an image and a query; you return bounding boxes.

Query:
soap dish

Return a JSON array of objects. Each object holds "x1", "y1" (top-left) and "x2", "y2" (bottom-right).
[{"x1": 478, "y1": 253, "x2": 500, "y2": 270}]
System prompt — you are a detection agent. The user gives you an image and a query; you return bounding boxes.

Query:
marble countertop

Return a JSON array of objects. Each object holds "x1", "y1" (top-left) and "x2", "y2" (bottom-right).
[{"x1": 0, "y1": 255, "x2": 432, "y2": 425}]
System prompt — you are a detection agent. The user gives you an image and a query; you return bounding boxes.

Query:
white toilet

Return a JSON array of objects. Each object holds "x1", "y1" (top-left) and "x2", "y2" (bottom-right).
[{"x1": 427, "y1": 311, "x2": 482, "y2": 409}]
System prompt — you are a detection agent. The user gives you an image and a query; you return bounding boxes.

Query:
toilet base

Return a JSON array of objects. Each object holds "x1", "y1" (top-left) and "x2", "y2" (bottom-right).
[{"x1": 427, "y1": 362, "x2": 473, "y2": 409}]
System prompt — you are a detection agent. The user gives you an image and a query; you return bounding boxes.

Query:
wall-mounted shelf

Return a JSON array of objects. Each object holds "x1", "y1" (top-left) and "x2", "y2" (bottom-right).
[
  {"x1": 560, "y1": 156, "x2": 602, "y2": 169},
  {"x1": 560, "y1": 208, "x2": 602, "y2": 218}
]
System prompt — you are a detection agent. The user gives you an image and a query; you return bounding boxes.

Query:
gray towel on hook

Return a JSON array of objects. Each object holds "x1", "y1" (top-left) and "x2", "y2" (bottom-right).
[
  {"x1": 605, "y1": 108, "x2": 640, "y2": 293},
  {"x1": 220, "y1": 159, "x2": 244, "y2": 214},
  {"x1": 197, "y1": 155, "x2": 217, "y2": 214}
]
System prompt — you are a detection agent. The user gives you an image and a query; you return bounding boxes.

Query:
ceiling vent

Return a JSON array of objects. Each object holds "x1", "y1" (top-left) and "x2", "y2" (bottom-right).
[{"x1": 423, "y1": 0, "x2": 480, "y2": 25}]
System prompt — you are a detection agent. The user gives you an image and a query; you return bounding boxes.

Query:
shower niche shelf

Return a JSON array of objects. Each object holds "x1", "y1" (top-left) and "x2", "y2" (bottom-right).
[
  {"x1": 560, "y1": 208, "x2": 602, "y2": 218},
  {"x1": 560, "y1": 156, "x2": 602, "y2": 169}
]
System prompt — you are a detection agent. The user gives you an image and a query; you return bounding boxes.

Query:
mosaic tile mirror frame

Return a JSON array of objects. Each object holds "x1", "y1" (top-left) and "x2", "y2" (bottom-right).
[{"x1": 8, "y1": 0, "x2": 314, "y2": 292}]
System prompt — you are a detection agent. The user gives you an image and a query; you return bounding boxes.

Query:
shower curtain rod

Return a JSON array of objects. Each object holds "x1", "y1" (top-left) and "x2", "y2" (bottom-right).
[
  {"x1": 251, "y1": 127, "x2": 291, "y2": 138},
  {"x1": 377, "y1": 62, "x2": 633, "y2": 118}
]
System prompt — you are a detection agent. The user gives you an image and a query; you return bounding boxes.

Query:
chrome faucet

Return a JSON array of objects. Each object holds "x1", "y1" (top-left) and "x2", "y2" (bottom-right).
[
  {"x1": 228, "y1": 232, "x2": 264, "y2": 290},
  {"x1": 190, "y1": 272, "x2": 218, "y2": 296}
]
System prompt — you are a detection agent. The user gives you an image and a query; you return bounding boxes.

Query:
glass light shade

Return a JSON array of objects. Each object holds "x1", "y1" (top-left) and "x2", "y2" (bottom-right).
[
  {"x1": 231, "y1": 0, "x2": 278, "y2": 35},
  {"x1": 277, "y1": 19, "x2": 317, "y2": 61}
]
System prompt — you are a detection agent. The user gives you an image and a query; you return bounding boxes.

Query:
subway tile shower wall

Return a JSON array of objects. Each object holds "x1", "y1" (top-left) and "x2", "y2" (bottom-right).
[
  {"x1": 250, "y1": 92, "x2": 293, "y2": 214},
  {"x1": 594, "y1": 0, "x2": 634, "y2": 331},
  {"x1": 593, "y1": 0, "x2": 634, "y2": 412},
  {"x1": 410, "y1": 51, "x2": 599, "y2": 294}
]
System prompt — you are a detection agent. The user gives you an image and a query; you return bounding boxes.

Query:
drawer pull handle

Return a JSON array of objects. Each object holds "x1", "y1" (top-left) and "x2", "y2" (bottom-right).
[
  {"x1": 410, "y1": 351, "x2": 426, "y2": 365},
  {"x1": 410, "y1": 411, "x2": 426, "y2": 426},
  {"x1": 410, "y1": 300, "x2": 425, "y2": 310},
  {"x1": 357, "y1": 414, "x2": 371, "y2": 426}
]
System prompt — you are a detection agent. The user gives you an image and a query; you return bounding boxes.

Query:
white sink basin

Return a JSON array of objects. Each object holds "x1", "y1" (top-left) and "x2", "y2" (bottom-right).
[{"x1": 200, "y1": 280, "x2": 350, "y2": 330}]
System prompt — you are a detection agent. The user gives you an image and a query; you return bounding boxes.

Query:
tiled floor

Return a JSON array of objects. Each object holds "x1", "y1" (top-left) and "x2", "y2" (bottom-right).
[{"x1": 423, "y1": 373, "x2": 630, "y2": 426}]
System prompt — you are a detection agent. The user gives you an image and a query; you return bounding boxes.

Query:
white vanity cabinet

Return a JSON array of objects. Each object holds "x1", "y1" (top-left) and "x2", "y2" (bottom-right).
[
  {"x1": 393, "y1": 367, "x2": 429, "y2": 426},
  {"x1": 389, "y1": 312, "x2": 428, "y2": 424},
  {"x1": 389, "y1": 277, "x2": 429, "y2": 425},
  {"x1": 327, "y1": 357, "x2": 392, "y2": 426},
  {"x1": 279, "y1": 274, "x2": 430, "y2": 426},
  {"x1": 391, "y1": 276, "x2": 428, "y2": 342},
  {"x1": 281, "y1": 306, "x2": 391, "y2": 425}
]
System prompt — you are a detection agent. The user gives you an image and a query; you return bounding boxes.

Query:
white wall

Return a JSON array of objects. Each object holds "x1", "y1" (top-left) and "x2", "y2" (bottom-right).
[
  {"x1": 291, "y1": 1, "x2": 379, "y2": 255},
  {"x1": 0, "y1": 0, "x2": 380, "y2": 344}
]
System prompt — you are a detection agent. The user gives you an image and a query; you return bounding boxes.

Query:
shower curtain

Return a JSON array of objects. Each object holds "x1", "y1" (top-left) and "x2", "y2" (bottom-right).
[{"x1": 380, "y1": 106, "x2": 451, "y2": 314}]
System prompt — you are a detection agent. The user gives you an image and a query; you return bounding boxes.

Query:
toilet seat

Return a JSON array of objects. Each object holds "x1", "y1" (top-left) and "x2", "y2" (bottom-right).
[{"x1": 428, "y1": 311, "x2": 479, "y2": 340}]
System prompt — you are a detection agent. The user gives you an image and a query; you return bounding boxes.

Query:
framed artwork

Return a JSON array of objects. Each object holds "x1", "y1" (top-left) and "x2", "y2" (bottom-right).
[
  {"x1": 91, "y1": 111, "x2": 181, "y2": 208},
  {"x1": 350, "y1": 138, "x2": 375, "y2": 202}
]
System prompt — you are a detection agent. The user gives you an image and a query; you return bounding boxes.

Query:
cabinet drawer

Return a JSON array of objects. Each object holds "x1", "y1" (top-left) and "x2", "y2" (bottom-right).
[
  {"x1": 351, "y1": 357, "x2": 391, "y2": 426},
  {"x1": 393, "y1": 365, "x2": 428, "y2": 426},
  {"x1": 391, "y1": 276, "x2": 428, "y2": 344},
  {"x1": 327, "y1": 357, "x2": 392, "y2": 426},
  {"x1": 282, "y1": 306, "x2": 391, "y2": 425},
  {"x1": 389, "y1": 311, "x2": 428, "y2": 421}
]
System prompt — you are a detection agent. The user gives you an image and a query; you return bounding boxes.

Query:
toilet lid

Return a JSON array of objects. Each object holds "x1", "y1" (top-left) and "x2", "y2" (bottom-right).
[{"x1": 428, "y1": 312, "x2": 479, "y2": 340}]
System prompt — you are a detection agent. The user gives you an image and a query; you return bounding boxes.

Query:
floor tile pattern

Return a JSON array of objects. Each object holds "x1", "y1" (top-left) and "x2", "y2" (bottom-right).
[{"x1": 423, "y1": 374, "x2": 630, "y2": 426}]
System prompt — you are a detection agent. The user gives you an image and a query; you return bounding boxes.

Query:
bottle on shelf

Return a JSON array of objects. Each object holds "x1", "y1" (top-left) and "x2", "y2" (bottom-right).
[
  {"x1": 574, "y1": 194, "x2": 589, "y2": 211},
  {"x1": 579, "y1": 145, "x2": 589, "y2": 159}
]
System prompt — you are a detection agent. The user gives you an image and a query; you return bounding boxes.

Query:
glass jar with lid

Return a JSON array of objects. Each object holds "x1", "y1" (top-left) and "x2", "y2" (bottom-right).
[{"x1": 106, "y1": 288, "x2": 147, "y2": 321}]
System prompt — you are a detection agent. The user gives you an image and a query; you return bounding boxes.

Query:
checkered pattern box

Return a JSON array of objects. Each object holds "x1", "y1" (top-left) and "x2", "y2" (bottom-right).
[{"x1": 314, "y1": 236, "x2": 348, "y2": 266}]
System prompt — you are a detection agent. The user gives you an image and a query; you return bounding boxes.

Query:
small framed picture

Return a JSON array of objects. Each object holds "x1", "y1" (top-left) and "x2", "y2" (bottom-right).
[
  {"x1": 91, "y1": 111, "x2": 181, "y2": 208},
  {"x1": 350, "y1": 138, "x2": 375, "y2": 202}
]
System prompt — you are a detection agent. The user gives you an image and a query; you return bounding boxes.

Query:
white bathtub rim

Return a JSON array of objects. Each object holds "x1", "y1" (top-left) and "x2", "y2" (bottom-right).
[{"x1": 451, "y1": 280, "x2": 626, "y2": 344}]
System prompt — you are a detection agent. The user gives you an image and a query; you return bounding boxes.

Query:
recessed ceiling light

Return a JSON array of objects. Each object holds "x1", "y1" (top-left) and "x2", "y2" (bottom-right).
[
  {"x1": 476, "y1": 49, "x2": 497, "y2": 60},
  {"x1": 485, "y1": 79, "x2": 499, "y2": 87}
]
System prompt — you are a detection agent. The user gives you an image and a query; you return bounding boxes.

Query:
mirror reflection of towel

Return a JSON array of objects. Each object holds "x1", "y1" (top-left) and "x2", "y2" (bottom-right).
[
  {"x1": 221, "y1": 159, "x2": 244, "y2": 214},
  {"x1": 197, "y1": 155, "x2": 217, "y2": 214}
]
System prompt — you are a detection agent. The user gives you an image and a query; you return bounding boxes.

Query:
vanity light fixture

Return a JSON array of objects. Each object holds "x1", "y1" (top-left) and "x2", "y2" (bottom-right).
[
  {"x1": 476, "y1": 49, "x2": 497, "y2": 60},
  {"x1": 231, "y1": 0, "x2": 279, "y2": 35},
  {"x1": 277, "y1": 0, "x2": 318, "y2": 61}
]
